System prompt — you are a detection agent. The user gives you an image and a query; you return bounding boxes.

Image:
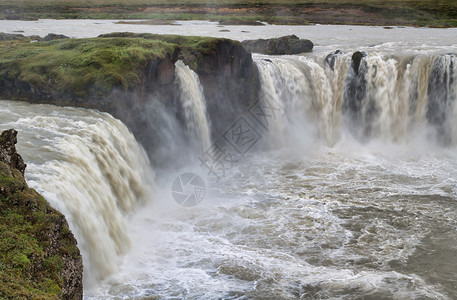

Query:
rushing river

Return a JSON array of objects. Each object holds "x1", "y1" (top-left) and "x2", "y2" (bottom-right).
[{"x1": 1, "y1": 21, "x2": 457, "y2": 299}]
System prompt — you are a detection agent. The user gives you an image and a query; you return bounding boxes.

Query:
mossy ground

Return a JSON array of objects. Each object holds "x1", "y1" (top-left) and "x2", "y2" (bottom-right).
[
  {"x1": 0, "y1": 34, "x2": 228, "y2": 100},
  {"x1": 0, "y1": 0, "x2": 456, "y2": 27},
  {"x1": 0, "y1": 162, "x2": 78, "y2": 299},
  {"x1": 0, "y1": 37, "x2": 178, "y2": 98}
]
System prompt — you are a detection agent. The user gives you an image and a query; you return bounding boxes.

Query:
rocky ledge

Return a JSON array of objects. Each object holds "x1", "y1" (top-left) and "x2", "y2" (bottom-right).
[
  {"x1": 0, "y1": 33, "x2": 259, "y2": 166},
  {"x1": 241, "y1": 35, "x2": 314, "y2": 55},
  {"x1": 0, "y1": 129, "x2": 83, "y2": 299}
]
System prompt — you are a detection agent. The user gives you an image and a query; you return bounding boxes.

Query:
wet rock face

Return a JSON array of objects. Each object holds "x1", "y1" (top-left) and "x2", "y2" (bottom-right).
[
  {"x1": 325, "y1": 50, "x2": 343, "y2": 71},
  {"x1": 241, "y1": 35, "x2": 314, "y2": 55},
  {"x1": 343, "y1": 51, "x2": 370, "y2": 138},
  {"x1": 184, "y1": 39, "x2": 260, "y2": 139},
  {"x1": 352, "y1": 51, "x2": 367, "y2": 74},
  {"x1": 0, "y1": 129, "x2": 26, "y2": 175},
  {"x1": 0, "y1": 35, "x2": 260, "y2": 165},
  {"x1": 426, "y1": 55, "x2": 456, "y2": 144},
  {"x1": 0, "y1": 129, "x2": 83, "y2": 299}
]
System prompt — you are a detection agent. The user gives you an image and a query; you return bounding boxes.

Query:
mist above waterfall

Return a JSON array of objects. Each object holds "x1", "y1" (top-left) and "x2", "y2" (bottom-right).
[{"x1": 252, "y1": 52, "x2": 457, "y2": 148}]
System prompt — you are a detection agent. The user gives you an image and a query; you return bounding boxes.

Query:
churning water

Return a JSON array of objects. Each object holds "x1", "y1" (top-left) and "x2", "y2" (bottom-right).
[{"x1": 1, "y1": 23, "x2": 457, "y2": 299}]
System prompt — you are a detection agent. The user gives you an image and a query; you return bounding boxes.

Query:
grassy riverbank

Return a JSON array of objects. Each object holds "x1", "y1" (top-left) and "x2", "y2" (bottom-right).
[
  {"x1": 0, "y1": 34, "x2": 237, "y2": 101},
  {"x1": 1, "y1": 0, "x2": 456, "y2": 27},
  {"x1": 0, "y1": 37, "x2": 174, "y2": 98}
]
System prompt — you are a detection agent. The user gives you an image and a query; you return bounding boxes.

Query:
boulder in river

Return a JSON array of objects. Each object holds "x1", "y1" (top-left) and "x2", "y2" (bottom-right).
[
  {"x1": 325, "y1": 50, "x2": 343, "y2": 71},
  {"x1": 241, "y1": 35, "x2": 313, "y2": 55},
  {"x1": 352, "y1": 51, "x2": 367, "y2": 74}
]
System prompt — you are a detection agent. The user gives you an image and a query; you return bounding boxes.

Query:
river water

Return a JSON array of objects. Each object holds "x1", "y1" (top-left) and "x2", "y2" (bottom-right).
[{"x1": 1, "y1": 20, "x2": 457, "y2": 299}]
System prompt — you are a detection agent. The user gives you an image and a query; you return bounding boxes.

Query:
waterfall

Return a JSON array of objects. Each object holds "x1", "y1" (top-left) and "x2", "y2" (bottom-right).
[
  {"x1": 253, "y1": 53, "x2": 457, "y2": 146},
  {"x1": 174, "y1": 60, "x2": 212, "y2": 151},
  {"x1": 1, "y1": 103, "x2": 155, "y2": 287},
  {"x1": 254, "y1": 56, "x2": 337, "y2": 147}
]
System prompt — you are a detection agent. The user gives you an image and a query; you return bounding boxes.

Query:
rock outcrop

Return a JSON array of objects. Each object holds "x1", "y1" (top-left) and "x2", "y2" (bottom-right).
[
  {"x1": 0, "y1": 129, "x2": 83, "y2": 299},
  {"x1": 351, "y1": 51, "x2": 367, "y2": 74},
  {"x1": 241, "y1": 35, "x2": 313, "y2": 55},
  {"x1": 39, "y1": 33, "x2": 70, "y2": 41},
  {"x1": 342, "y1": 51, "x2": 376, "y2": 139},
  {"x1": 179, "y1": 38, "x2": 260, "y2": 139},
  {"x1": 0, "y1": 34, "x2": 261, "y2": 168},
  {"x1": 325, "y1": 50, "x2": 343, "y2": 71},
  {"x1": 0, "y1": 32, "x2": 39, "y2": 41},
  {"x1": 0, "y1": 130, "x2": 26, "y2": 175}
]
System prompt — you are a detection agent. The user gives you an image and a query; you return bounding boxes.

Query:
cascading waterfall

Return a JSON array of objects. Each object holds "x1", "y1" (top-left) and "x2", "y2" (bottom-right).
[
  {"x1": 0, "y1": 61, "x2": 214, "y2": 289},
  {"x1": 254, "y1": 56, "x2": 337, "y2": 147},
  {"x1": 0, "y1": 102, "x2": 155, "y2": 287},
  {"x1": 2, "y1": 50, "x2": 457, "y2": 299},
  {"x1": 426, "y1": 55, "x2": 457, "y2": 143},
  {"x1": 174, "y1": 60, "x2": 212, "y2": 151},
  {"x1": 253, "y1": 52, "x2": 457, "y2": 146}
]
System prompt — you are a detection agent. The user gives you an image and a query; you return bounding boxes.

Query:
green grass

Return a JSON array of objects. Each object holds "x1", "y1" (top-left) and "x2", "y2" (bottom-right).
[
  {"x1": 0, "y1": 34, "x2": 235, "y2": 101},
  {"x1": 98, "y1": 33, "x2": 238, "y2": 70},
  {"x1": 0, "y1": 0, "x2": 456, "y2": 26},
  {"x1": 0, "y1": 37, "x2": 178, "y2": 98},
  {"x1": 0, "y1": 161, "x2": 78, "y2": 299}
]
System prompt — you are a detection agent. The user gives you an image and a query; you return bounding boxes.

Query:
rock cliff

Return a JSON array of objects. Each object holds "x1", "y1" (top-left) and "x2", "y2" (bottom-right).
[
  {"x1": 0, "y1": 34, "x2": 260, "y2": 166},
  {"x1": 0, "y1": 129, "x2": 83, "y2": 299}
]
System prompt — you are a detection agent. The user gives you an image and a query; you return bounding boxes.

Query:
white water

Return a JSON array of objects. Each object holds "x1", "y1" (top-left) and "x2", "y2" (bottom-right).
[
  {"x1": 84, "y1": 50, "x2": 457, "y2": 298},
  {"x1": 254, "y1": 52, "x2": 457, "y2": 147},
  {"x1": 0, "y1": 101, "x2": 155, "y2": 287},
  {"x1": 1, "y1": 21, "x2": 457, "y2": 299},
  {"x1": 175, "y1": 60, "x2": 212, "y2": 152}
]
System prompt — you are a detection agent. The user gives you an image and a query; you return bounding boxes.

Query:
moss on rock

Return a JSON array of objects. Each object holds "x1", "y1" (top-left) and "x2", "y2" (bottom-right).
[
  {"x1": 0, "y1": 34, "x2": 260, "y2": 167},
  {"x1": 0, "y1": 36, "x2": 178, "y2": 99},
  {"x1": 0, "y1": 129, "x2": 83, "y2": 299}
]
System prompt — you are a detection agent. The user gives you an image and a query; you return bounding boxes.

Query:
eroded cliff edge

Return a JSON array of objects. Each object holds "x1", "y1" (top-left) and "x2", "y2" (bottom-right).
[
  {"x1": 0, "y1": 33, "x2": 260, "y2": 166},
  {"x1": 0, "y1": 129, "x2": 83, "y2": 299}
]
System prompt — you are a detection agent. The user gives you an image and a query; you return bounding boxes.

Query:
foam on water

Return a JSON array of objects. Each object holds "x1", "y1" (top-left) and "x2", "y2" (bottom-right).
[
  {"x1": 85, "y1": 138, "x2": 456, "y2": 299},
  {"x1": 2, "y1": 98, "x2": 456, "y2": 298}
]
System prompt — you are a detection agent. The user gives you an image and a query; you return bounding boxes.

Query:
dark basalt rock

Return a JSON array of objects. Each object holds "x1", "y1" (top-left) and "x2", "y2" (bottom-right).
[
  {"x1": 0, "y1": 32, "x2": 39, "y2": 41},
  {"x1": 352, "y1": 51, "x2": 367, "y2": 74},
  {"x1": 426, "y1": 54, "x2": 456, "y2": 144},
  {"x1": 0, "y1": 129, "x2": 26, "y2": 175},
  {"x1": 39, "y1": 33, "x2": 70, "y2": 41},
  {"x1": 343, "y1": 50, "x2": 379, "y2": 140},
  {"x1": 179, "y1": 39, "x2": 259, "y2": 140},
  {"x1": 325, "y1": 50, "x2": 343, "y2": 71},
  {"x1": 0, "y1": 32, "x2": 25, "y2": 40},
  {"x1": 0, "y1": 34, "x2": 260, "y2": 169},
  {"x1": 241, "y1": 35, "x2": 314, "y2": 55}
]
